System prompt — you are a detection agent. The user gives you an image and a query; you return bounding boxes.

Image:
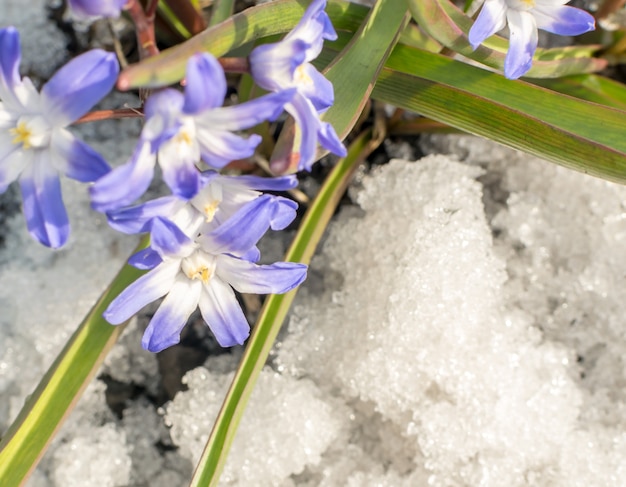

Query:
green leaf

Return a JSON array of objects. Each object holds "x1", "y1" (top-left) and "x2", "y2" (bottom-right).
[
  {"x1": 0, "y1": 240, "x2": 147, "y2": 486},
  {"x1": 373, "y1": 45, "x2": 626, "y2": 183},
  {"x1": 532, "y1": 74, "x2": 626, "y2": 111}
]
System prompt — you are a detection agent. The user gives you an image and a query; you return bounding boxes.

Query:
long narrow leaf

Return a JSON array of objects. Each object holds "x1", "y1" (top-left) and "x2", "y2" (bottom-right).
[
  {"x1": 0, "y1": 240, "x2": 147, "y2": 486},
  {"x1": 373, "y1": 46, "x2": 626, "y2": 183}
]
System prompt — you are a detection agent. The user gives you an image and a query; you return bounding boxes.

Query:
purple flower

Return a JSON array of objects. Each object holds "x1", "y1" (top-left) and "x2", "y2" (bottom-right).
[
  {"x1": 90, "y1": 53, "x2": 295, "y2": 212},
  {"x1": 469, "y1": 0, "x2": 595, "y2": 79},
  {"x1": 107, "y1": 170, "x2": 298, "y2": 237},
  {"x1": 0, "y1": 27, "x2": 118, "y2": 247},
  {"x1": 104, "y1": 207, "x2": 307, "y2": 352},
  {"x1": 249, "y1": 0, "x2": 347, "y2": 172},
  {"x1": 67, "y1": 0, "x2": 127, "y2": 19}
]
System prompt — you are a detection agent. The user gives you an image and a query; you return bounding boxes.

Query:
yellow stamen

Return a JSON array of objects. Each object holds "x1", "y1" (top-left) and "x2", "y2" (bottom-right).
[
  {"x1": 203, "y1": 200, "x2": 220, "y2": 222},
  {"x1": 10, "y1": 122, "x2": 32, "y2": 149},
  {"x1": 186, "y1": 265, "x2": 212, "y2": 284}
]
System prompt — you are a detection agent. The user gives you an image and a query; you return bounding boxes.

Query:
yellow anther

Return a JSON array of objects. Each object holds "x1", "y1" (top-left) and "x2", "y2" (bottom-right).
[
  {"x1": 176, "y1": 130, "x2": 193, "y2": 146},
  {"x1": 10, "y1": 122, "x2": 32, "y2": 149},
  {"x1": 203, "y1": 200, "x2": 220, "y2": 222},
  {"x1": 186, "y1": 265, "x2": 212, "y2": 284}
]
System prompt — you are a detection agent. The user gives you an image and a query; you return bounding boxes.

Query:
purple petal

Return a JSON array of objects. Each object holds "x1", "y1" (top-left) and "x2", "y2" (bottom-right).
[
  {"x1": 19, "y1": 152, "x2": 69, "y2": 248},
  {"x1": 106, "y1": 196, "x2": 181, "y2": 234},
  {"x1": 143, "y1": 89, "x2": 185, "y2": 149},
  {"x1": 0, "y1": 27, "x2": 24, "y2": 110},
  {"x1": 221, "y1": 173, "x2": 298, "y2": 191},
  {"x1": 197, "y1": 130, "x2": 262, "y2": 169},
  {"x1": 199, "y1": 277, "x2": 250, "y2": 347},
  {"x1": 141, "y1": 277, "x2": 202, "y2": 352},
  {"x1": 149, "y1": 217, "x2": 195, "y2": 257},
  {"x1": 287, "y1": 0, "x2": 336, "y2": 60},
  {"x1": 216, "y1": 255, "x2": 308, "y2": 294},
  {"x1": 104, "y1": 262, "x2": 179, "y2": 324},
  {"x1": 183, "y1": 53, "x2": 226, "y2": 114},
  {"x1": 128, "y1": 247, "x2": 163, "y2": 270},
  {"x1": 68, "y1": 0, "x2": 126, "y2": 18},
  {"x1": 269, "y1": 196, "x2": 298, "y2": 230},
  {"x1": 297, "y1": 63, "x2": 334, "y2": 112},
  {"x1": 533, "y1": 5, "x2": 595, "y2": 36},
  {"x1": 42, "y1": 49, "x2": 119, "y2": 125},
  {"x1": 284, "y1": 94, "x2": 321, "y2": 172},
  {"x1": 468, "y1": 0, "x2": 508, "y2": 50},
  {"x1": 318, "y1": 120, "x2": 347, "y2": 157},
  {"x1": 201, "y1": 195, "x2": 276, "y2": 254},
  {"x1": 199, "y1": 89, "x2": 295, "y2": 131},
  {"x1": 505, "y1": 9, "x2": 538, "y2": 79},
  {"x1": 250, "y1": 39, "x2": 308, "y2": 92},
  {"x1": 158, "y1": 135, "x2": 202, "y2": 199},
  {"x1": 90, "y1": 142, "x2": 156, "y2": 212},
  {"x1": 50, "y1": 129, "x2": 110, "y2": 182}
]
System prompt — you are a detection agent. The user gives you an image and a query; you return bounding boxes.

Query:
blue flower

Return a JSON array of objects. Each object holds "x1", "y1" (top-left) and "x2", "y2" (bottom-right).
[
  {"x1": 0, "y1": 27, "x2": 118, "y2": 247},
  {"x1": 90, "y1": 53, "x2": 295, "y2": 212},
  {"x1": 67, "y1": 0, "x2": 127, "y2": 19},
  {"x1": 106, "y1": 170, "x2": 299, "y2": 237},
  {"x1": 104, "y1": 205, "x2": 307, "y2": 352},
  {"x1": 468, "y1": 0, "x2": 595, "y2": 79},
  {"x1": 249, "y1": 0, "x2": 347, "y2": 172}
]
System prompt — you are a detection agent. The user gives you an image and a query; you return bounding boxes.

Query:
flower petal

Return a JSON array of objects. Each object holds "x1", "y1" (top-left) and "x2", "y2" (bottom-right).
[
  {"x1": 158, "y1": 135, "x2": 202, "y2": 199},
  {"x1": 201, "y1": 195, "x2": 276, "y2": 255},
  {"x1": 0, "y1": 143, "x2": 30, "y2": 193},
  {"x1": 19, "y1": 152, "x2": 69, "y2": 248},
  {"x1": 0, "y1": 27, "x2": 25, "y2": 111},
  {"x1": 468, "y1": 0, "x2": 508, "y2": 50},
  {"x1": 199, "y1": 277, "x2": 250, "y2": 347},
  {"x1": 90, "y1": 142, "x2": 156, "y2": 212},
  {"x1": 128, "y1": 247, "x2": 163, "y2": 270},
  {"x1": 532, "y1": 5, "x2": 595, "y2": 36},
  {"x1": 505, "y1": 9, "x2": 538, "y2": 79},
  {"x1": 269, "y1": 196, "x2": 298, "y2": 230},
  {"x1": 149, "y1": 217, "x2": 195, "y2": 257},
  {"x1": 42, "y1": 49, "x2": 119, "y2": 126},
  {"x1": 106, "y1": 196, "x2": 181, "y2": 234},
  {"x1": 103, "y1": 262, "x2": 179, "y2": 324},
  {"x1": 285, "y1": 94, "x2": 321, "y2": 172},
  {"x1": 183, "y1": 53, "x2": 226, "y2": 114},
  {"x1": 221, "y1": 173, "x2": 298, "y2": 191},
  {"x1": 196, "y1": 129, "x2": 262, "y2": 169},
  {"x1": 296, "y1": 63, "x2": 334, "y2": 112},
  {"x1": 68, "y1": 0, "x2": 126, "y2": 18},
  {"x1": 217, "y1": 255, "x2": 307, "y2": 294},
  {"x1": 198, "y1": 89, "x2": 295, "y2": 131},
  {"x1": 318, "y1": 120, "x2": 347, "y2": 157},
  {"x1": 141, "y1": 277, "x2": 202, "y2": 352},
  {"x1": 249, "y1": 39, "x2": 308, "y2": 92},
  {"x1": 50, "y1": 129, "x2": 110, "y2": 182}
]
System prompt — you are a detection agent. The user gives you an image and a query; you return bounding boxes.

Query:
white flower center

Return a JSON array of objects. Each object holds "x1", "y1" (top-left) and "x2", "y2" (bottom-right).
[
  {"x1": 181, "y1": 251, "x2": 216, "y2": 284},
  {"x1": 506, "y1": 0, "x2": 535, "y2": 10},
  {"x1": 10, "y1": 115, "x2": 51, "y2": 150}
]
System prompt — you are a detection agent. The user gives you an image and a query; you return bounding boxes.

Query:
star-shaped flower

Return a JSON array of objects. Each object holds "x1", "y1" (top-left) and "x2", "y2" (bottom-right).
[
  {"x1": 90, "y1": 52, "x2": 295, "y2": 212},
  {"x1": 469, "y1": 0, "x2": 595, "y2": 79},
  {"x1": 104, "y1": 205, "x2": 307, "y2": 352},
  {"x1": 0, "y1": 27, "x2": 118, "y2": 247}
]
